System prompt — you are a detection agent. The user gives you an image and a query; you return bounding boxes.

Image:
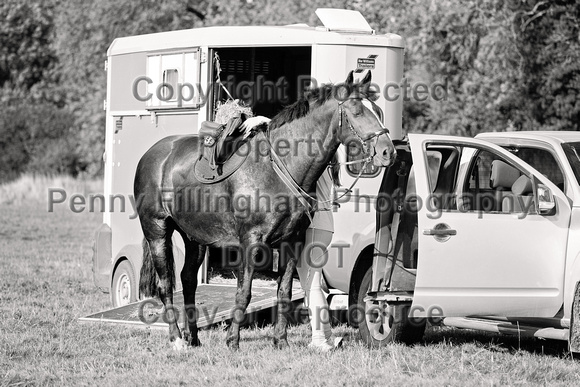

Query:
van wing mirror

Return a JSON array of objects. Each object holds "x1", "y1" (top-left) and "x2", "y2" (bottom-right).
[{"x1": 537, "y1": 183, "x2": 556, "y2": 215}]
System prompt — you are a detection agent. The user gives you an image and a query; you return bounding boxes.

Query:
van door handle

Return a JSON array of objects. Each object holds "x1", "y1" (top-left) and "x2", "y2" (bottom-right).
[
  {"x1": 423, "y1": 229, "x2": 457, "y2": 236},
  {"x1": 423, "y1": 223, "x2": 456, "y2": 242}
]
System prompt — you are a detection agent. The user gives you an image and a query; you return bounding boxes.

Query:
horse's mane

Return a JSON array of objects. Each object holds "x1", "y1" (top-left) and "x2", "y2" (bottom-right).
[
  {"x1": 268, "y1": 83, "x2": 337, "y2": 130},
  {"x1": 266, "y1": 82, "x2": 346, "y2": 187},
  {"x1": 268, "y1": 79, "x2": 375, "y2": 131}
]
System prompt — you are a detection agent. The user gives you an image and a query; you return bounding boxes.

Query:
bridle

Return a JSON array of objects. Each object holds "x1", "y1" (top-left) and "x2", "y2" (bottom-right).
[
  {"x1": 337, "y1": 97, "x2": 391, "y2": 168},
  {"x1": 265, "y1": 96, "x2": 392, "y2": 216}
]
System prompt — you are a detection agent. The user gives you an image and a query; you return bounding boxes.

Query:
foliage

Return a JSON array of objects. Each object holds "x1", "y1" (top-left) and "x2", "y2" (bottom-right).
[
  {"x1": 0, "y1": 0, "x2": 59, "y2": 104},
  {"x1": 513, "y1": 0, "x2": 580, "y2": 131},
  {"x1": 0, "y1": 106, "x2": 30, "y2": 182},
  {"x1": 1, "y1": 0, "x2": 579, "y2": 180},
  {"x1": 0, "y1": 104, "x2": 82, "y2": 181},
  {"x1": 50, "y1": 0, "x2": 206, "y2": 178},
  {"x1": 357, "y1": 0, "x2": 580, "y2": 135}
]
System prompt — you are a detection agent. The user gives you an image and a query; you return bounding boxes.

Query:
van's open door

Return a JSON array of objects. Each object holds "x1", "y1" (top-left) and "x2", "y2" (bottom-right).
[{"x1": 408, "y1": 134, "x2": 571, "y2": 319}]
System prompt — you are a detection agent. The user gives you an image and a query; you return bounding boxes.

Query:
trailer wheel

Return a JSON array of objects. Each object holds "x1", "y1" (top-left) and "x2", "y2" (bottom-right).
[
  {"x1": 357, "y1": 267, "x2": 425, "y2": 348},
  {"x1": 112, "y1": 260, "x2": 137, "y2": 307}
]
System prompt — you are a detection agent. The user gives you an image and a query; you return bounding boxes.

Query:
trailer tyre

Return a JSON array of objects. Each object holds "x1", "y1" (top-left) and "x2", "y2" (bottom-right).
[
  {"x1": 112, "y1": 260, "x2": 137, "y2": 307},
  {"x1": 357, "y1": 267, "x2": 425, "y2": 348}
]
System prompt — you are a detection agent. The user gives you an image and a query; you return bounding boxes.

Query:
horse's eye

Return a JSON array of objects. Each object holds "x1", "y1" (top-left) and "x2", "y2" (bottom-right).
[{"x1": 367, "y1": 91, "x2": 379, "y2": 102}]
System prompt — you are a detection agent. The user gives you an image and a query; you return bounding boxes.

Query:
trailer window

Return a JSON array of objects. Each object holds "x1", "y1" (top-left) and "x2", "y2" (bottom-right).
[
  {"x1": 161, "y1": 69, "x2": 179, "y2": 101},
  {"x1": 146, "y1": 49, "x2": 201, "y2": 109}
]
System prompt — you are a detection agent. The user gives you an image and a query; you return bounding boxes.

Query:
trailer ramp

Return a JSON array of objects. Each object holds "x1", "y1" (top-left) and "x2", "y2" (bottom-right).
[{"x1": 80, "y1": 283, "x2": 304, "y2": 330}]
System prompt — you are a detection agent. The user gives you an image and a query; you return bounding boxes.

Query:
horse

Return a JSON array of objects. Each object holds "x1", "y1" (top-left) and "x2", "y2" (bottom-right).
[{"x1": 134, "y1": 70, "x2": 396, "y2": 350}]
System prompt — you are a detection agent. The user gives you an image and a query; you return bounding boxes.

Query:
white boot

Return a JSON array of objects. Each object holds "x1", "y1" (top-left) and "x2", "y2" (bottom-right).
[{"x1": 306, "y1": 270, "x2": 343, "y2": 352}]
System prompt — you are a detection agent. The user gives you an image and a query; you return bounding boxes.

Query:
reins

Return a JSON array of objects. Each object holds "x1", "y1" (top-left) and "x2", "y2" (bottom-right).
[{"x1": 265, "y1": 97, "x2": 391, "y2": 214}]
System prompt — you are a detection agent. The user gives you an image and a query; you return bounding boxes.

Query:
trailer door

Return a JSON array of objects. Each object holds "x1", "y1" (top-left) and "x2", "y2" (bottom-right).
[{"x1": 408, "y1": 134, "x2": 570, "y2": 319}]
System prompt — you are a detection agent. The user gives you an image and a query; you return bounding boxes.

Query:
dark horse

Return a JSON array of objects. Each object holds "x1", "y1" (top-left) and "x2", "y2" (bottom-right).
[{"x1": 135, "y1": 71, "x2": 395, "y2": 350}]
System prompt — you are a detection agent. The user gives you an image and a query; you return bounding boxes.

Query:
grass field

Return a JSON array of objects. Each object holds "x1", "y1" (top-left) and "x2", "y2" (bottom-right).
[{"x1": 1, "y1": 178, "x2": 580, "y2": 386}]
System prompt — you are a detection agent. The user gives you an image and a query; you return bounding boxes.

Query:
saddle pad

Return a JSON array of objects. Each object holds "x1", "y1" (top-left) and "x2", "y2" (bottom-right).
[{"x1": 193, "y1": 141, "x2": 250, "y2": 184}]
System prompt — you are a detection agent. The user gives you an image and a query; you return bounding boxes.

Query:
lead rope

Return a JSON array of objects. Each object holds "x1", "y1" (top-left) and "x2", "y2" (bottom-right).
[{"x1": 214, "y1": 52, "x2": 234, "y2": 100}]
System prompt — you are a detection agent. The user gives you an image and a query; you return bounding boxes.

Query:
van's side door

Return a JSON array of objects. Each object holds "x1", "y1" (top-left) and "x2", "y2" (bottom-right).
[{"x1": 408, "y1": 134, "x2": 571, "y2": 318}]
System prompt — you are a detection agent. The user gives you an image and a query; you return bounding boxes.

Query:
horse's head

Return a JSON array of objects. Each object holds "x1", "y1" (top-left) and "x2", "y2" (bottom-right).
[{"x1": 335, "y1": 71, "x2": 396, "y2": 167}]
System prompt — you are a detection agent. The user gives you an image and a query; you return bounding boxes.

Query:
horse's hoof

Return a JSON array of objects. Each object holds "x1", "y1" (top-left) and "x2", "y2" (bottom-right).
[
  {"x1": 273, "y1": 338, "x2": 289, "y2": 350},
  {"x1": 226, "y1": 339, "x2": 240, "y2": 351},
  {"x1": 184, "y1": 332, "x2": 202, "y2": 347},
  {"x1": 172, "y1": 337, "x2": 188, "y2": 351},
  {"x1": 189, "y1": 337, "x2": 202, "y2": 347}
]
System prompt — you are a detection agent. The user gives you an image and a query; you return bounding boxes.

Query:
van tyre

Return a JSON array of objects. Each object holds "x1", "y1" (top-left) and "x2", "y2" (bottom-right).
[
  {"x1": 357, "y1": 267, "x2": 425, "y2": 348},
  {"x1": 569, "y1": 281, "x2": 580, "y2": 353},
  {"x1": 112, "y1": 260, "x2": 137, "y2": 307}
]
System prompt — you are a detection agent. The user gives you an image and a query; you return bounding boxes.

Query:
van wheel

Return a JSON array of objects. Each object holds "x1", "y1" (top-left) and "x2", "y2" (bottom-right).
[
  {"x1": 569, "y1": 282, "x2": 580, "y2": 352},
  {"x1": 357, "y1": 267, "x2": 425, "y2": 348},
  {"x1": 112, "y1": 260, "x2": 137, "y2": 307}
]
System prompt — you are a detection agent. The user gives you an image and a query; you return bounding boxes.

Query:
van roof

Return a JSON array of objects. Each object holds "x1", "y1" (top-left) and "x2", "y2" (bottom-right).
[
  {"x1": 107, "y1": 25, "x2": 404, "y2": 56},
  {"x1": 477, "y1": 131, "x2": 580, "y2": 146}
]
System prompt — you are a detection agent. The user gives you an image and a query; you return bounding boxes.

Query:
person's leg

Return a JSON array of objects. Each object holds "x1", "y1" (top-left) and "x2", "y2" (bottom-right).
[
  {"x1": 306, "y1": 268, "x2": 331, "y2": 345},
  {"x1": 296, "y1": 228, "x2": 341, "y2": 350}
]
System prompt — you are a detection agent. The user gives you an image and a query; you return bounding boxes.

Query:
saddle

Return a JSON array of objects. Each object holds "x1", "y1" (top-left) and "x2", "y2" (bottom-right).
[{"x1": 194, "y1": 113, "x2": 251, "y2": 183}]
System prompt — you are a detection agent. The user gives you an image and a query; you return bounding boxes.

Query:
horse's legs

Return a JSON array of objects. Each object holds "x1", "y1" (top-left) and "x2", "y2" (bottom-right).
[
  {"x1": 273, "y1": 256, "x2": 296, "y2": 349},
  {"x1": 145, "y1": 224, "x2": 182, "y2": 346},
  {"x1": 225, "y1": 241, "x2": 257, "y2": 350},
  {"x1": 179, "y1": 233, "x2": 206, "y2": 347}
]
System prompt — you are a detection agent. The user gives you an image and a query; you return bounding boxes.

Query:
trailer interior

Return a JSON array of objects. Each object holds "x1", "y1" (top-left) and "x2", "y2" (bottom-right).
[{"x1": 209, "y1": 46, "x2": 312, "y2": 119}]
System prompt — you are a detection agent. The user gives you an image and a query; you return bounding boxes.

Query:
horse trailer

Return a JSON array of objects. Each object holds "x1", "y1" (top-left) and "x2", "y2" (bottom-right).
[{"x1": 92, "y1": 8, "x2": 404, "y2": 309}]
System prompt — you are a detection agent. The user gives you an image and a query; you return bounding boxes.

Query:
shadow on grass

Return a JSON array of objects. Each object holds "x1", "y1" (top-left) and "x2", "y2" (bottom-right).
[{"x1": 421, "y1": 325, "x2": 572, "y2": 359}]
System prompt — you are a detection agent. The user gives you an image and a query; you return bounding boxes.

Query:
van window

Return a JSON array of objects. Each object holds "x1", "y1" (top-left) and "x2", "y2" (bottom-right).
[
  {"x1": 563, "y1": 142, "x2": 580, "y2": 187},
  {"x1": 426, "y1": 150, "x2": 442, "y2": 192},
  {"x1": 462, "y1": 148, "x2": 533, "y2": 214},
  {"x1": 424, "y1": 143, "x2": 535, "y2": 215},
  {"x1": 509, "y1": 147, "x2": 565, "y2": 191}
]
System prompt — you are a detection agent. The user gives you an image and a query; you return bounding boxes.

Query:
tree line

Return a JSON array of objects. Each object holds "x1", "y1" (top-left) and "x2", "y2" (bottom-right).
[{"x1": 0, "y1": 0, "x2": 578, "y2": 182}]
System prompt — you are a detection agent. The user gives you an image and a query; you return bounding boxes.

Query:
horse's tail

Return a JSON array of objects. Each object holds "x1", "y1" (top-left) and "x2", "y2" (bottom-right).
[{"x1": 139, "y1": 238, "x2": 159, "y2": 298}]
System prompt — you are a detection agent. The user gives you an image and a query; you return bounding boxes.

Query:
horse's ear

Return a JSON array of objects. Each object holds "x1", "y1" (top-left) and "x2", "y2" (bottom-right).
[
  {"x1": 345, "y1": 71, "x2": 354, "y2": 85},
  {"x1": 362, "y1": 71, "x2": 372, "y2": 85}
]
